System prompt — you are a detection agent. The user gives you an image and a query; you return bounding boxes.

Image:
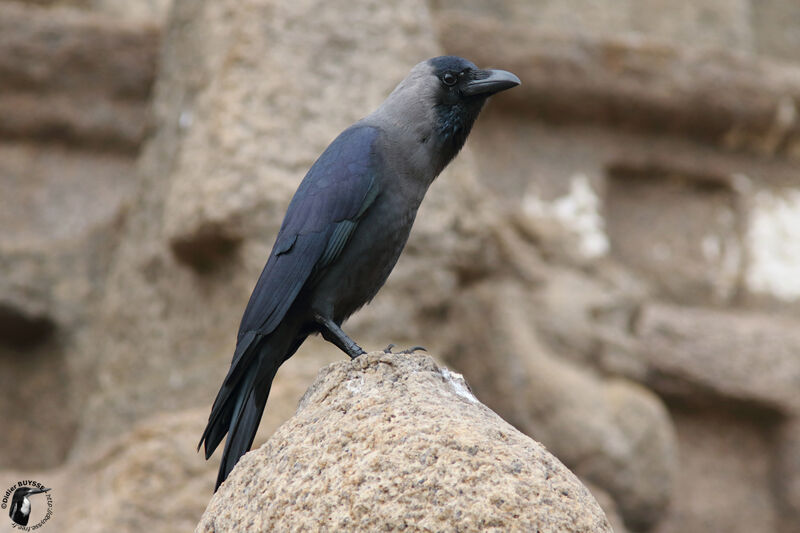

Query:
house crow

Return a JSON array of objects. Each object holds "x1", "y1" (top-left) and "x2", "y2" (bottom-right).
[{"x1": 199, "y1": 56, "x2": 520, "y2": 490}]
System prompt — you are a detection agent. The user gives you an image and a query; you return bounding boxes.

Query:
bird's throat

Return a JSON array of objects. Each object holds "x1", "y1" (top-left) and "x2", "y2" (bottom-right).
[{"x1": 433, "y1": 99, "x2": 485, "y2": 173}]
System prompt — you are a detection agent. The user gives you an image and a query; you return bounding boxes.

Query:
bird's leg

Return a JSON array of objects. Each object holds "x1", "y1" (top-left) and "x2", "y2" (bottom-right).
[
  {"x1": 314, "y1": 314, "x2": 366, "y2": 359},
  {"x1": 383, "y1": 344, "x2": 427, "y2": 354}
]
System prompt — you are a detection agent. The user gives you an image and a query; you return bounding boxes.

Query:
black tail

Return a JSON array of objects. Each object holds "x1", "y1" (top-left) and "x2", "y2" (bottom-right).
[{"x1": 199, "y1": 328, "x2": 305, "y2": 490}]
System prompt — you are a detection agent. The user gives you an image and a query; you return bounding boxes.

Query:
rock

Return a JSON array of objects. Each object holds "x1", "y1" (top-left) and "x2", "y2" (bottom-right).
[
  {"x1": 0, "y1": 141, "x2": 138, "y2": 467},
  {"x1": 752, "y1": 0, "x2": 800, "y2": 61},
  {"x1": 0, "y1": 338, "x2": 77, "y2": 470},
  {"x1": 654, "y1": 408, "x2": 781, "y2": 533},
  {"x1": 0, "y1": 2, "x2": 159, "y2": 151},
  {"x1": 0, "y1": 411, "x2": 211, "y2": 533},
  {"x1": 0, "y1": 0, "x2": 156, "y2": 471},
  {"x1": 432, "y1": 11, "x2": 800, "y2": 156},
  {"x1": 0, "y1": 297, "x2": 55, "y2": 350},
  {"x1": 583, "y1": 482, "x2": 631, "y2": 533},
  {"x1": 745, "y1": 186, "x2": 800, "y2": 302},
  {"x1": 636, "y1": 303, "x2": 800, "y2": 413},
  {"x1": 80, "y1": 0, "x2": 173, "y2": 22},
  {"x1": 530, "y1": 266, "x2": 648, "y2": 370},
  {"x1": 442, "y1": 279, "x2": 676, "y2": 530},
  {"x1": 431, "y1": 0, "x2": 754, "y2": 51},
  {"x1": 157, "y1": 0, "x2": 441, "y2": 268},
  {"x1": 0, "y1": 142, "x2": 136, "y2": 319},
  {"x1": 605, "y1": 167, "x2": 741, "y2": 304},
  {"x1": 776, "y1": 418, "x2": 800, "y2": 528},
  {"x1": 16, "y1": 342, "x2": 338, "y2": 532},
  {"x1": 196, "y1": 352, "x2": 612, "y2": 532},
  {"x1": 56, "y1": 410, "x2": 214, "y2": 533}
]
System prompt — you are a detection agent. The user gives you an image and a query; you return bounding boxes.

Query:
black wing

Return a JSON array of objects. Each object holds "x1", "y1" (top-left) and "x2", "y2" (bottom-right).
[{"x1": 237, "y1": 124, "x2": 383, "y2": 339}]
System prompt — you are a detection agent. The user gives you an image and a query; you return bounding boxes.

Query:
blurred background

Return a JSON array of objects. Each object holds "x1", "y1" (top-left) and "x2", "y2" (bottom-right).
[{"x1": 1, "y1": 0, "x2": 799, "y2": 531}]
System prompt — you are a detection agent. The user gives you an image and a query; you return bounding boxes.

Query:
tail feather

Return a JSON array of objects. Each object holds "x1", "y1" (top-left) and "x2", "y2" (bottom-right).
[
  {"x1": 199, "y1": 326, "x2": 307, "y2": 491},
  {"x1": 214, "y1": 374, "x2": 273, "y2": 489},
  {"x1": 198, "y1": 331, "x2": 261, "y2": 458}
]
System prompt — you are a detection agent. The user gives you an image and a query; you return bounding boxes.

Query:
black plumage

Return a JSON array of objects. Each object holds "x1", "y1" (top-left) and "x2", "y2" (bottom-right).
[{"x1": 199, "y1": 56, "x2": 520, "y2": 490}]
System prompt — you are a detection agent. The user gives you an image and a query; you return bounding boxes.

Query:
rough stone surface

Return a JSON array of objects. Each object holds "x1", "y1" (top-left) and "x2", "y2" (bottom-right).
[
  {"x1": 746, "y1": 187, "x2": 800, "y2": 300},
  {"x1": 434, "y1": 11, "x2": 800, "y2": 157},
  {"x1": 753, "y1": 0, "x2": 800, "y2": 61},
  {"x1": 636, "y1": 303, "x2": 800, "y2": 413},
  {"x1": 0, "y1": 3, "x2": 155, "y2": 467},
  {"x1": 0, "y1": 143, "x2": 136, "y2": 467},
  {"x1": 158, "y1": 0, "x2": 441, "y2": 262},
  {"x1": 467, "y1": 110, "x2": 800, "y2": 308},
  {"x1": 57, "y1": 410, "x2": 214, "y2": 533},
  {"x1": 196, "y1": 353, "x2": 613, "y2": 533},
  {"x1": 442, "y1": 279, "x2": 676, "y2": 530},
  {"x1": 0, "y1": 338, "x2": 77, "y2": 470},
  {"x1": 584, "y1": 482, "x2": 630, "y2": 533},
  {"x1": 0, "y1": 341, "x2": 339, "y2": 533},
  {"x1": 654, "y1": 408, "x2": 780, "y2": 533},
  {"x1": 0, "y1": 2, "x2": 159, "y2": 151},
  {"x1": 4, "y1": 0, "x2": 171, "y2": 21},
  {"x1": 776, "y1": 418, "x2": 800, "y2": 530},
  {"x1": 431, "y1": 0, "x2": 754, "y2": 52},
  {"x1": 605, "y1": 169, "x2": 741, "y2": 304}
]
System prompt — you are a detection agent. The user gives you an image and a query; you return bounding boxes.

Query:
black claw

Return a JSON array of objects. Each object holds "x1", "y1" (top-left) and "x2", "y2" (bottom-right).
[
  {"x1": 383, "y1": 344, "x2": 426, "y2": 355},
  {"x1": 400, "y1": 345, "x2": 426, "y2": 354}
]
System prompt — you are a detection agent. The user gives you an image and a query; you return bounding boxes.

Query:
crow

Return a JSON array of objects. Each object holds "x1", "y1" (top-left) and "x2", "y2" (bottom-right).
[{"x1": 199, "y1": 55, "x2": 520, "y2": 490}]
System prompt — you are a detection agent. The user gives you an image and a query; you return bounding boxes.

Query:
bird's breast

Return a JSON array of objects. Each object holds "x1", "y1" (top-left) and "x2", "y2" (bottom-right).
[{"x1": 309, "y1": 191, "x2": 419, "y2": 322}]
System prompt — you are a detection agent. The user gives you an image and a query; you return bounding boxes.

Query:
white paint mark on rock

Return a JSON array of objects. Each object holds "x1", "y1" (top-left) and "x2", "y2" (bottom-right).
[
  {"x1": 522, "y1": 174, "x2": 609, "y2": 259},
  {"x1": 440, "y1": 368, "x2": 478, "y2": 404},
  {"x1": 746, "y1": 188, "x2": 800, "y2": 300}
]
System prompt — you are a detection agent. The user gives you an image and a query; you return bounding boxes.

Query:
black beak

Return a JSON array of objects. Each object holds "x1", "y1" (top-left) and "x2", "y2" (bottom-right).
[
  {"x1": 29, "y1": 487, "x2": 50, "y2": 495},
  {"x1": 463, "y1": 69, "x2": 521, "y2": 96}
]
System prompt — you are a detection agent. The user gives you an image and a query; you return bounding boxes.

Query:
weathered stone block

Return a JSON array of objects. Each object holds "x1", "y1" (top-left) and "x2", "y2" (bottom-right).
[{"x1": 197, "y1": 353, "x2": 613, "y2": 532}]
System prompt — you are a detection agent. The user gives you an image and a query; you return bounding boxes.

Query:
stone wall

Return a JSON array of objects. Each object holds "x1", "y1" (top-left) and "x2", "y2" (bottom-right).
[
  {"x1": 1, "y1": 1, "x2": 799, "y2": 532},
  {"x1": 0, "y1": 1, "x2": 158, "y2": 470},
  {"x1": 432, "y1": 2, "x2": 800, "y2": 532}
]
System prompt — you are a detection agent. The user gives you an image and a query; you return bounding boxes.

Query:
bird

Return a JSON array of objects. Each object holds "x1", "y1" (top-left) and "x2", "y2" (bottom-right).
[
  {"x1": 199, "y1": 55, "x2": 520, "y2": 490},
  {"x1": 9, "y1": 486, "x2": 49, "y2": 526}
]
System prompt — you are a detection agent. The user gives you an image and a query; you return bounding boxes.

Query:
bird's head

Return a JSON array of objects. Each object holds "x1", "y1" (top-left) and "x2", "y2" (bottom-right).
[
  {"x1": 377, "y1": 56, "x2": 520, "y2": 173},
  {"x1": 12, "y1": 486, "x2": 50, "y2": 500},
  {"x1": 425, "y1": 55, "x2": 521, "y2": 105}
]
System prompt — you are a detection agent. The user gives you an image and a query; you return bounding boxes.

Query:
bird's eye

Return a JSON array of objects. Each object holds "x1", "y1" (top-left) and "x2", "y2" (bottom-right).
[{"x1": 442, "y1": 72, "x2": 457, "y2": 86}]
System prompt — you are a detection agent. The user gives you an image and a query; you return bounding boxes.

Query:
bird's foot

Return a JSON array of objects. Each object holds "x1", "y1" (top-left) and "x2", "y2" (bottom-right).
[
  {"x1": 313, "y1": 313, "x2": 365, "y2": 360},
  {"x1": 383, "y1": 343, "x2": 427, "y2": 355},
  {"x1": 349, "y1": 347, "x2": 367, "y2": 360}
]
